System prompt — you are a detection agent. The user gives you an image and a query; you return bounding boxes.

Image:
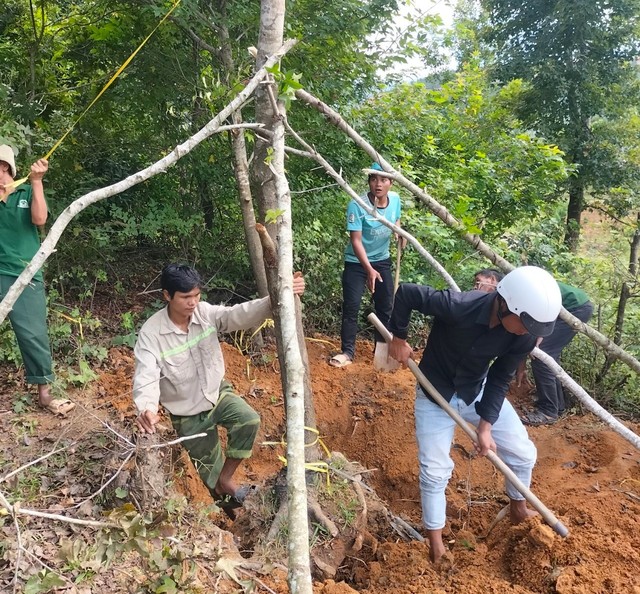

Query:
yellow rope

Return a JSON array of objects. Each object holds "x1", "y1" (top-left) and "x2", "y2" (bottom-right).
[
  {"x1": 54, "y1": 310, "x2": 84, "y2": 341},
  {"x1": 6, "y1": 0, "x2": 181, "y2": 189},
  {"x1": 262, "y1": 426, "x2": 332, "y2": 487}
]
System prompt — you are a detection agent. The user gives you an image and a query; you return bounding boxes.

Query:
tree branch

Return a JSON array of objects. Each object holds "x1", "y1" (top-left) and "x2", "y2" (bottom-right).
[
  {"x1": 295, "y1": 87, "x2": 640, "y2": 378},
  {"x1": 283, "y1": 116, "x2": 458, "y2": 290},
  {"x1": 0, "y1": 39, "x2": 297, "y2": 324}
]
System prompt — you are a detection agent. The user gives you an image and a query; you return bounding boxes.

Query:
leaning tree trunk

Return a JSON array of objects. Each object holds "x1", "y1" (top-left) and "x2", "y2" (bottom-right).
[
  {"x1": 253, "y1": 1, "x2": 313, "y2": 592},
  {"x1": 229, "y1": 109, "x2": 269, "y2": 299},
  {"x1": 217, "y1": 0, "x2": 269, "y2": 298}
]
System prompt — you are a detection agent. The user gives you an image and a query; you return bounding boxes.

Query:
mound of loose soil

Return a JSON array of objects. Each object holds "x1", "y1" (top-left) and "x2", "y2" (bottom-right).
[{"x1": 2, "y1": 337, "x2": 640, "y2": 593}]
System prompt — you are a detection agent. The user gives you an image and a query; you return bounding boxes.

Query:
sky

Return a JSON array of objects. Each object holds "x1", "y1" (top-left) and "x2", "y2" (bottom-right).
[
  {"x1": 409, "y1": 0, "x2": 455, "y2": 27},
  {"x1": 386, "y1": 0, "x2": 456, "y2": 79}
]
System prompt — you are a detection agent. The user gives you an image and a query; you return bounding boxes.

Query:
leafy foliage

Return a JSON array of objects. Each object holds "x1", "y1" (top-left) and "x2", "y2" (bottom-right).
[
  {"x1": 341, "y1": 62, "x2": 570, "y2": 283},
  {"x1": 480, "y1": 0, "x2": 640, "y2": 244},
  {"x1": 0, "y1": 0, "x2": 639, "y2": 412}
]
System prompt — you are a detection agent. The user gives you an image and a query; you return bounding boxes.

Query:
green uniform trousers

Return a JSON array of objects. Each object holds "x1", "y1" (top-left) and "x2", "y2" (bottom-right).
[
  {"x1": 0, "y1": 274, "x2": 53, "y2": 384},
  {"x1": 169, "y1": 380, "x2": 260, "y2": 495}
]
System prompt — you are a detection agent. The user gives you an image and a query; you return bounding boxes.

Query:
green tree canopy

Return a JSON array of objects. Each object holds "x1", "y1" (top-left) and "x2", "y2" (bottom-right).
[{"x1": 479, "y1": 0, "x2": 640, "y2": 248}]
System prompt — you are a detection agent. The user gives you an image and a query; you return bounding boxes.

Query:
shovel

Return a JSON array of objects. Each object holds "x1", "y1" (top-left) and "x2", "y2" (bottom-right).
[
  {"x1": 368, "y1": 312, "x2": 569, "y2": 538},
  {"x1": 373, "y1": 240, "x2": 402, "y2": 372}
]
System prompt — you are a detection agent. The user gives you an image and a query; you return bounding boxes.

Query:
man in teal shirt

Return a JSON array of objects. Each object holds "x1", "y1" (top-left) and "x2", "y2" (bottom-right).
[
  {"x1": 0, "y1": 144, "x2": 74, "y2": 415},
  {"x1": 330, "y1": 163, "x2": 404, "y2": 367}
]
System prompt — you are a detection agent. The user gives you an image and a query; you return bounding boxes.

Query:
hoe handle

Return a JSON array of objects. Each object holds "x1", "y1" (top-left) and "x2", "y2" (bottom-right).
[{"x1": 368, "y1": 313, "x2": 569, "y2": 538}]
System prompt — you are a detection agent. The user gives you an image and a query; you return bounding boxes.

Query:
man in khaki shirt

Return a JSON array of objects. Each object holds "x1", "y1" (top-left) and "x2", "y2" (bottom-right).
[{"x1": 134, "y1": 264, "x2": 305, "y2": 517}]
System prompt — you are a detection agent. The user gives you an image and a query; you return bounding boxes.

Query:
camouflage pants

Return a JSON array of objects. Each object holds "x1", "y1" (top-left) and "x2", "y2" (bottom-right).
[{"x1": 170, "y1": 380, "x2": 260, "y2": 495}]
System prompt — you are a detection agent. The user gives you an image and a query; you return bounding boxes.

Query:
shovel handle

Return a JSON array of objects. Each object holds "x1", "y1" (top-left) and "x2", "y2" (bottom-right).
[{"x1": 367, "y1": 312, "x2": 569, "y2": 538}]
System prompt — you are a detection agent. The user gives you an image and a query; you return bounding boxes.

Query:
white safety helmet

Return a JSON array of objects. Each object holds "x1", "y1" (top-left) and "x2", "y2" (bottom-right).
[{"x1": 496, "y1": 266, "x2": 562, "y2": 337}]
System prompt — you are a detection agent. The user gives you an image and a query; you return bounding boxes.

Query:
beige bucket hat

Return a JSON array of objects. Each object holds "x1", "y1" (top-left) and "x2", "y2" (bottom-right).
[{"x1": 0, "y1": 145, "x2": 17, "y2": 178}]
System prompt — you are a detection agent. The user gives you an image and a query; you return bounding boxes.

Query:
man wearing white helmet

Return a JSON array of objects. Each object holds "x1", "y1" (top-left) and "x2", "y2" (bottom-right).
[{"x1": 388, "y1": 266, "x2": 561, "y2": 563}]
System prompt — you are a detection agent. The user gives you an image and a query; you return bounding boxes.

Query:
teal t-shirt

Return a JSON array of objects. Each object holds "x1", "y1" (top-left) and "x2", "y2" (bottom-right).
[
  {"x1": 344, "y1": 191, "x2": 401, "y2": 263},
  {"x1": 0, "y1": 184, "x2": 44, "y2": 281}
]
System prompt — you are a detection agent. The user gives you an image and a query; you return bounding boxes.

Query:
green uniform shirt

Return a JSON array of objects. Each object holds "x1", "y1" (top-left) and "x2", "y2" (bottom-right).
[
  {"x1": 0, "y1": 184, "x2": 43, "y2": 281},
  {"x1": 558, "y1": 281, "x2": 590, "y2": 310}
]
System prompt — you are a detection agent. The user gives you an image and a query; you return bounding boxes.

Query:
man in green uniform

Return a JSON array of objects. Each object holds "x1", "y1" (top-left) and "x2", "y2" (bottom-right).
[
  {"x1": 520, "y1": 282, "x2": 593, "y2": 425},
  {"x1": 0, "y1": 144, "x2": 74, "y2": 415}
]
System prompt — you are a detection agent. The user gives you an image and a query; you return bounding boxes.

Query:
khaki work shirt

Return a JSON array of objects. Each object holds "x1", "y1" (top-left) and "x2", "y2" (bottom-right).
[{"x1": 133, "y1": 297, "x2": 271, "y2": 417}]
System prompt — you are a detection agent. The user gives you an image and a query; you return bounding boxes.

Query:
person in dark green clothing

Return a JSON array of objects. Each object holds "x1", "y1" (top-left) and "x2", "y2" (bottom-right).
[
  {"x1": 520, "y1": 282, "x2": 593, "y2": 426},
  {"x1": 0, "y1": 144, "x2": 75, "y2": 415}
]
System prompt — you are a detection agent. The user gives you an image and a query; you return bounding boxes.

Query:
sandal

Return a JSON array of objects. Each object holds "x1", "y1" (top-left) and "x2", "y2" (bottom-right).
[
  {"x1": 41, "y1": 398, "x2": 76, "y2": 417},
  {"x1": 521, "y1": 409, "x2": 557, "y2": 426},
  {"x1": 329, "y1": 353, "x2": 352, "y2": 368}
]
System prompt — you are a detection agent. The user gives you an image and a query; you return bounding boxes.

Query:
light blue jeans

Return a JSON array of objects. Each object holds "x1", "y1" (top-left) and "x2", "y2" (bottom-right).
[{"x1": 414, "y1": 385, "x2": 537, "y2": 530}]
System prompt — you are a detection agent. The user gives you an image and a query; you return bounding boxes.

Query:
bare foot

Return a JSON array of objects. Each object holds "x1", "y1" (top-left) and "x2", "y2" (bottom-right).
[
  {"x1": 427, "y1": 529, "x2": 447, "y2": 563},
  {"x1": 214, "y1": 479, "x2": 240, "y2": 498},
  {"x1": 510, "y1": 499, "x2": 538, "y2": 524},
  {"x1": 433, "y1": 550, "x2": 454, "y2": 572},
  {"x1": 37, "y1": 384, "x2": 52, "y2": 408}
]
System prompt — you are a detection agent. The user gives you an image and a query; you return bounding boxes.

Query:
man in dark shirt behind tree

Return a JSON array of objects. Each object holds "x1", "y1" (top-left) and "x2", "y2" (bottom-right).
[{"x1": 388, "y1": 266, "x2": 562, "y2": 563}]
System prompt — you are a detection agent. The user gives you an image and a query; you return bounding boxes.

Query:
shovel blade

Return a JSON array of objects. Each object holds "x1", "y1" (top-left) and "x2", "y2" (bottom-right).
[{"x1": 373, "y1": 341, "x2": 400, "y2": 372}]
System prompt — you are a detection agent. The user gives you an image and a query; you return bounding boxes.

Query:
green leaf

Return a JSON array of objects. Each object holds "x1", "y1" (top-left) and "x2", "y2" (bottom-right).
[
  {"x1": 265, "y1": 209, "x2": 285, "y2": 224},
  {"x1": 155, "y1": 576, "x2": 178, "y2": 594},
  {"x1": 24, "y1": 571, "x2": 65, "y2": 594}
]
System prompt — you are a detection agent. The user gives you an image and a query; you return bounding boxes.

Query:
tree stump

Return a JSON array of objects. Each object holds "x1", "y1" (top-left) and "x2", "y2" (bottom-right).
[{"x1": 130, "y1": 433, "x2": 168, "y2": 510}]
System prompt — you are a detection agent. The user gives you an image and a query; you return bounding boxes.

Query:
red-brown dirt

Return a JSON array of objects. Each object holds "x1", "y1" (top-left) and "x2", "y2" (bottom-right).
[
  {"x1": 106, "y1": 337, "x2": 640, "y2": 593},
  {"x1": 2, "y1": 336, "x2": 640, "y2": 593}
]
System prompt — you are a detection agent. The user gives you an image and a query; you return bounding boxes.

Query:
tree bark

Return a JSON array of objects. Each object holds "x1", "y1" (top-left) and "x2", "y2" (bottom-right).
[
  {"x1": 614, "y1": 212, "x2": 640, "y2": 345},
  {"x1": 253, "y1": 1, "x2": 313, "y2": 591},
  {"x1": 216, "y1": 0, "x2": 269, "y2": 297},
  {"x1": 252, "y1": 0, "x2": 282, "y2": 230},
  {"x1": 229, "y1": 110, "x2": 269, "y2": 298},
  {"x1": 564, "y1": 178, "x2": 584, "y2": 252},
  {"x1": 598, "y1": 211, "x2": 640, "y2": 380}
]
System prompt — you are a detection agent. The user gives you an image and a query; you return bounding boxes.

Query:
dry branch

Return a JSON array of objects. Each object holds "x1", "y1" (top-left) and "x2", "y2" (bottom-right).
[
  {"x1": 532, "y1": 349, "x2": 640, "y2": 449},
  {"x1": 295, "y1": 87, "x2": 640, "y2": 451},
  {"x1": 351, "y1": 480, "x2": 368, "y2": 551},
  {"x1": 295, "y1": 87, "x2": 640, "y2": 377},
  {"x1": 0, "y1": 40, "x2": 297, "y2": 324},
  {"x1": 0, "y1": 490, "x2": 116, "y2": 528},
  {"x1": 0, "y1": 444, "x2": 73, "y2": 484},
  {"x1": 283, "y1": 116, "x2": 458, "y2": 290}
]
